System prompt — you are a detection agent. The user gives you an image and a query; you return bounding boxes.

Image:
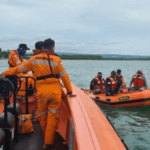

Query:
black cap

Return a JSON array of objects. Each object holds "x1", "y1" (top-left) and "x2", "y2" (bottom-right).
[
  {"x1": 111, "y1": 70, "x2": 116, "y2": 75},
  {"x1": 43, "y1": 38, "x2": 55, "y2": 48},
  {"x1": 19, "y1": 43, "x2": 30, "y2": 50},
  {"x1": 35, "y1": 41, "x2": 44, "y2": 50},
  {"x1": 117, "y1": 69, "x2": 121, "y2": 73}
]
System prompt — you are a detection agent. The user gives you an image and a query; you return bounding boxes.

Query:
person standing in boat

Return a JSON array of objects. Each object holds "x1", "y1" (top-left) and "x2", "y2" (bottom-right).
[
  {"x1": 116, "y1": 69, "x2": 126, "y2": 88},
  {"x1": 129, "y1": 70, "x2": 147, "y2": 90},
  {"x1": 90, "y1": 72, "x2": 105, "y2": 94},
  {"x1": 105, "y1": 71, "x2": 120, "y2": 95},
  {"x1": 1, "y1": 38, "x2": 76, "y2": 149},
  {"x1": 8, "y1": 43, "x2": 35, "y2": 97},
  {"x1": 8, "y1": 43, "x2": 30, "y2": 68}
]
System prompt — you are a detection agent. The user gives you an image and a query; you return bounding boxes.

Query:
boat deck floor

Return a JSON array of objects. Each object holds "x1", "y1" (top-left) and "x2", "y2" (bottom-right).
[{"x1": 15, "y1": 122, "x2": 68, "y2": 150}]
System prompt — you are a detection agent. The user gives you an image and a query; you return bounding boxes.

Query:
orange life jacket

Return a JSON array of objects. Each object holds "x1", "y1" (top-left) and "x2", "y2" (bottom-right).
[
  {"x1": 95, "y1": 77, "x2": 105, "y2": 90},
  {"x1": 106, "y1": 76, "x2": 117, "y2": 91},
  {"x1": 133, "y1": 74, "x2": 144, "y2": 87}
]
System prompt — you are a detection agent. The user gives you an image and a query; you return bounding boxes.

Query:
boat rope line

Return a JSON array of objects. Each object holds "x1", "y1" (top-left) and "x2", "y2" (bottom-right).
[{"x1": 94, "y1": 97, "x2": 150, "y2": 105}]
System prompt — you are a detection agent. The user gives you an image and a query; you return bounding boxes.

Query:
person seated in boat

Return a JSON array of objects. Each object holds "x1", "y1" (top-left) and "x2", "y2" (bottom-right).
[
  {"x1": 32, "y1": 41, "x2": 44, "y2": 56},
  {"x1": 105, "y1": 71, "x2": 121, "y2": 95},
  {"x1": 129, "y1": 70, "x2": 147, "y2": 90},
  {"x1": 90, "y1": 72, "x2": 105, "y2": 94},
  {"x1": 116, "y1": 69, "x2": 126, "y2": 88},
  {"x1": 0, "y1": 38, "x2": 76, "y2": 149}
]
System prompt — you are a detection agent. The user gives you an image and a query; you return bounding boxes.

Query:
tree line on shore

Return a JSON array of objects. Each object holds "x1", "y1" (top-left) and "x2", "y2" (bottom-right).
[{"x1": 1, "y1": 48, "x2": 150, "y2": 60}]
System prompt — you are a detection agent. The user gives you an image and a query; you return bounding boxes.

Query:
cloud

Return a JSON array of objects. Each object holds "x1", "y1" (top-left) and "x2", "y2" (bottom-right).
[{"x1": 0, "y1": 0, "x2": 150, "y2": 55}]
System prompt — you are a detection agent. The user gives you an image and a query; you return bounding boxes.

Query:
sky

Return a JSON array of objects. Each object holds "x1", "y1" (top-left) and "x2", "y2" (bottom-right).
[{"x1": 0, "y1": 0, "x2": 150, "y2": 55}]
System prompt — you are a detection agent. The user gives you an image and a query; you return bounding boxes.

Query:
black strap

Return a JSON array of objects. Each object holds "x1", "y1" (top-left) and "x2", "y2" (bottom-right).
[
  {"x1": 47, "y1": 54, "x2": 54, "y2": 75},
  {"x1": 36, "y1": 54, "x2": 59, "y2": 81},
  {"x1": 36, "y1": 74, "x2": 59, "y2": 80}
]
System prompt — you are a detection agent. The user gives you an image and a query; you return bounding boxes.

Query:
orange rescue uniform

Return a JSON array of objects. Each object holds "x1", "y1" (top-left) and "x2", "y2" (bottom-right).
[
  {"x1": 2, "y1": 51, "x2": 72, "y2": 145},
  {"x1": 8, "y1": 50, "x2": 23, "y2": 68},
  {"x1": 8, "y1": 49, "x2": 35, "y2": 97}
]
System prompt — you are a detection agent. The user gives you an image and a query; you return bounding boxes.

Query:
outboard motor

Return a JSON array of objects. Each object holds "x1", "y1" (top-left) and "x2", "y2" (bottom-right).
[
  {"x1": 0, "y1": 78, "x2": 15, "y2": 150},
  {"x1": 6, "y1": 76, "x2": 22, "y2": 142},
  {"x1": 0, "y1": 128, "x2": 5, "y2": 150}
]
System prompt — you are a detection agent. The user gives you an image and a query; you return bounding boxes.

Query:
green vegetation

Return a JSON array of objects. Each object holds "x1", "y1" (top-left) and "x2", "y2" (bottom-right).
[
  {"x1": 59, "y1": 54, "x2": 103, "y2": 60},
  {"x1": 1, "y1": 48, "x2": 150, "y2": 60},
  {"x1": 0, "y1": 48, "x2": 10, "y2": 58}
]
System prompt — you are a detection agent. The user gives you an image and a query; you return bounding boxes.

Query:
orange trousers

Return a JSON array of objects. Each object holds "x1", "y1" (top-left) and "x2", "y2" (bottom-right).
[{"x1": 36, "y1": 83, "x2": 62, "y2": 145}]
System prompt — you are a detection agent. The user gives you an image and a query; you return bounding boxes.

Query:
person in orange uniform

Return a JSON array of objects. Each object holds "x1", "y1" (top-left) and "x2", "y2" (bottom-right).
[
  {"x1": 129, "y1": 70, "x2": 147, "y2": 90},
  {"x1": 32, "y1": 41, "x2": 44, "y2": 56},
  {"x1": 1, "y1": 38, "x2": 75, "y2": 149},
  {"x1": 116, "y1": 69, "x2": 126, "y2": 88},
  {"x1": 8, "y1": 44, "x2": 33, "y2": 97},
  {"x1": 90, "y1": 72, "x2": 105, "y2": 94},
  {"x1": 8, "y1": 44, "x2": 30, "y2": 68},
  {"x1": 105, "y1": 71, "x2": 119, "y2": 95}
]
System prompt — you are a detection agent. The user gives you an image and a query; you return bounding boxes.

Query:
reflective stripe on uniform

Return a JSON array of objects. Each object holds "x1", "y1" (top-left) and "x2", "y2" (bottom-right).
[
  {"x1": 59, "y1": 71, "x2": 67, "y2": 77},
  {"x1": 39, "y1": 110, "x2": 46, "y2": 115},
  {"x1": 16, "y1": 60, "x2": 21, "y2": 65},
  {"x1": 108, "y1": 82, "x2": 111, "y2": 84},
  {"x1": 19, "y1": 65, "x2": 27, "y2": 73},
  {"x1": 31, "y1": 60, "x2": 58, "y2": 66},
  {"x1": 48, "y1": 108, "x2": 59, "y2": 114}
]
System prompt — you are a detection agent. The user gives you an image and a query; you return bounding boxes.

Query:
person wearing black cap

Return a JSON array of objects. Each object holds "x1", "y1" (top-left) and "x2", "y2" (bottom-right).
[
  {"x1": 8, "y1": 43, "x2": 30, "y2": 68},
  {"x1": 116, "y1": 69, "x2": 126, "y2": 88},
  {"x1": 105, "y1": 70, "x2": 120, "y2": 95},
  {"x1": 129, "y1": 70, "x2": 147, "y2": 90},
  {"x1": 90, "y1": 72, "x2": 105, "y2": 94},
  {"x1": 32, "y1": 41, "x2": 44, "y2": 56}
]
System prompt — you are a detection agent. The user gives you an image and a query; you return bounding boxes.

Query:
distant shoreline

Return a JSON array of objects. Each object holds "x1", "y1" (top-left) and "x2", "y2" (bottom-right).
[{"x1": 0, "y1": 48, "x2": 150, "y2": 60}]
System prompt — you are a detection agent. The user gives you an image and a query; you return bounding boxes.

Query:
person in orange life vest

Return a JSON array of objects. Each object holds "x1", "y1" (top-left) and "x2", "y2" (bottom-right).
[
  {"x1": 1, "y1": 38, "x2": 76, "y2": 149},
  {"x1": 105, "y1": 71, "x2": 120, "y2": 96},
  {"x1": 90, "y1": 72, "x2": 105, "y2": 94},
  {"x1": 7, "y1": 44, "x2": 34, "y2": 97},
  {"x1": 8, "y1": 43, "x2": 30, "y2": 68},
  {"x1": 116, "y1": 69, "x2": 126, "y2": 88},
  {"x1": 129, "y1": 70, "x2": 147, "y2": 90},
  {"x1": 32, "y1": 41, "x2": 44, "y2": 56}
]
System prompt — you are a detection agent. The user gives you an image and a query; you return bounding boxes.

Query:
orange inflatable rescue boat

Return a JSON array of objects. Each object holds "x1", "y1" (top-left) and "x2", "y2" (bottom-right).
[{"x1": 82, "y1": 89, "x2": 150, "y2": 108}]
